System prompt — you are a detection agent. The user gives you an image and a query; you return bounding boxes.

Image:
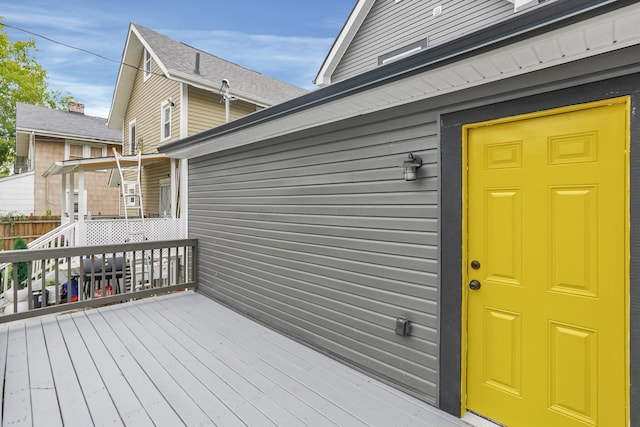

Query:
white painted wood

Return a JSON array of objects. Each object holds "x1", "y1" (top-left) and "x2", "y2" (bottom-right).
[
  {"x1": 56, "y1": 314, "x2": 123, "y2": 425},
  {"x1": 25, "y1": 319, "x2": 63, "y2": 427},
  {"x1": 3, "y1": 324, "x2": 32, "y2": 426},
  {"x1": 98, "y1": 304, "x2": 236, "y2": 426},
  {"x1": 82, "y1": 309, "x2": 185, "y2": 427},
  {"x1": 70, "y1": 312, "x2": 154, "y2": 427},
  {"x1": 134, "y1": 298, "x2": 328, "y2": 426},
  {"x1": 0, "y1": 327, "x2": 6, "y2": 422},
  {"x1": 41, "y1": 316, "x2": 94, "y2": 426},
  {"x1": 0, "y1": 172, "x2": 35, "y2": 215},
  {"x1": 94, "y1": 306, "x2": 212, "y2": 426},
  {"x1": 0, "y1": 293, "x2": 471, "y2": 426}
]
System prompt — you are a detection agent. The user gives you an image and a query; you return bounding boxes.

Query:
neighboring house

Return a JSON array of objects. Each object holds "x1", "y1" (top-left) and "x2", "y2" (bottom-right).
[
  {"x1": 160, "y1": 1, "x2": 640, "y2": 426},
  {"x1": 12, "y1": 102, "x2": 121, "y2": 217},
  {"x1": 105, "y1": 22, "x2": 307, "y2": 220}
]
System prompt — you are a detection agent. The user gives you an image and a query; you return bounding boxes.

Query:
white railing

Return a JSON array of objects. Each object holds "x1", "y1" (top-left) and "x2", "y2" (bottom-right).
[
  {"x1": 79, "y1": 218, "x2": 183, "y2": 246},
  {"x1": 0, "y1": 239, "x2": 197, "y2": 320},
  {"x1": 0, "y1": 221, "x2": 77, "y2": 292},
  {"x1": 0, "y1": 218, "x2": 184, "y2": 293}
]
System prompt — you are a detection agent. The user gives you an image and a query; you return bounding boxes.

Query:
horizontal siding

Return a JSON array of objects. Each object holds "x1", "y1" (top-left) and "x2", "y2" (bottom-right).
[
  {"x1": 189, "y1": 104, "x2": 441, "y2": 403},
  {"x1": 333, "y1": 0, "x2": 517, "y2": 82},
  {"x1": 125, "y1": 56, "x2": 180, "y2": 154},
  {"x1": 188, "y1": 87, "x2": 258, "y2": 136}
]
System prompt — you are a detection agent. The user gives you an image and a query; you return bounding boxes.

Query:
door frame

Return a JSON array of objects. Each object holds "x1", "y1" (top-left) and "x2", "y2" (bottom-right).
[
  {"x1": 439, "y1": 73, "x2": 640, "y2": 422},
  {"x1": 460, "y1": 98, "x2": 629, "y2": 424}
]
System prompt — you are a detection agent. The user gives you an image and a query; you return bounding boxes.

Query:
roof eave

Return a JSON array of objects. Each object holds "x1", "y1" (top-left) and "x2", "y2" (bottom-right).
[{"x1": 314, "y1": 0, "x2": 375, "y2": 87}]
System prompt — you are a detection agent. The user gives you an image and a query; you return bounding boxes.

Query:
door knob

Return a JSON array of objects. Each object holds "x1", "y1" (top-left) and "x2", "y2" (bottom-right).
[{"x1": 469, "y1": 280, "x2": 481, "y2": 290}]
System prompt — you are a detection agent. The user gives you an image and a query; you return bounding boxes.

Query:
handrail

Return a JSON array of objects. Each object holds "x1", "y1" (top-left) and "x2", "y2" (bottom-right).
[
  {"x1": 0, "y1": 238, "x2": 197, "y2": 322},
  {"x1": 0, "y1": 221, "x2": 77, "y2": 292}
]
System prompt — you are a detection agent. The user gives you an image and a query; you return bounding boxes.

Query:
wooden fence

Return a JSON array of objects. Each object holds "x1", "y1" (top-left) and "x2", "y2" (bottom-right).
[{"x1": 0, "y1": 216, "x2": 61, "y2": 251}]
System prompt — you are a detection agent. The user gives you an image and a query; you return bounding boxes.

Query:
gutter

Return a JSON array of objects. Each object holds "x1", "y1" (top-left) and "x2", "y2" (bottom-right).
[{"x1": 159, "y1": 0, "x2": 633, "y2": 155}]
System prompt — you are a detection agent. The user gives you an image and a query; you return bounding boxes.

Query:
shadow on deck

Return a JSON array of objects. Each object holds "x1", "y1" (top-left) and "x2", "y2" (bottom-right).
[{"x1": 0, "y1": 292, "x2": 470, "y2": 426}]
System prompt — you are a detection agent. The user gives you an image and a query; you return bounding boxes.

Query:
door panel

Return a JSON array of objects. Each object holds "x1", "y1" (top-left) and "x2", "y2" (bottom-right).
[{"x1": 465, "y1": 99, "x2": 628, "y2": 426}]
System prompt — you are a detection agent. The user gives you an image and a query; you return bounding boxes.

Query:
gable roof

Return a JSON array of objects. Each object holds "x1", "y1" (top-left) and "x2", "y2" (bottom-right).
[
  {"x1": 314, "y1": 0, "x2": 541, "y2": 86},
  {"x1": 16, "y1": 102, "x2": 121, "y2": 142},
  {"x1": 107, "y1": 23, "x2": 308, "y2": 129}
]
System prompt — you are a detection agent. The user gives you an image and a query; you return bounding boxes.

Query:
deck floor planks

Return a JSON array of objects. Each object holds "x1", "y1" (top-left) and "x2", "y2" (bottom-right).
[
  {"x1": 160, "y1": 295, "x2": 369, "y2": 426},
  {"x1": 82, "y1": 309, "x2": 185, "y2": 427},
  {"x1": 56, "y1": 314, "x2": 123, "y2": 425},
  {"x1": 70, "y1": 311, "x2": 155, "y2": 427},
  {"x1": 1, "y1": 291, "x2": 471, "y2": 427},
  {"x1": 130, "y1": 298, "x2": 297, "y2": 426},
  {"x1": 101, "y1": 302, "x2": 245, "y2": 426},
  {"x1": 164, "y1": 294, "x2": 399, "y2": 425},
  {"x1": 41, "y1": 316, "x2": 94, "y2": 426},
  {"x1": 3, "y1": 323, "x2": 31, "y2": 426},
  {"x1": 24, "y1": 319, "x2": 63, "y2": 427},
  {"x1": 96, "y1": 307, "x2": 214, "y2": 426},
  {"x1": 0, "y1": 326, "x2": 9, "y2": 423},
  {"x1": 135, "y1": 297, "x2": 327, "y2": 426},
  {"x1": 166, "y1": 292, "x2": 470, "y2": 427}
]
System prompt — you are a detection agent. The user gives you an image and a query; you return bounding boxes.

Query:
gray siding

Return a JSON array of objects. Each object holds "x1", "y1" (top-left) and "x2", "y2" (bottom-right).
[
  {"x1": 333, "y1": 0, "x2": 517, "y2": 82},
  {"x1": 189, "y1": 106, "x2": 441, "y2": 403}
]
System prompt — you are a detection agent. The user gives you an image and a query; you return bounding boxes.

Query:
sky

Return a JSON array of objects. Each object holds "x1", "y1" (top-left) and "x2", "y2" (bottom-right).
[{"x1": 0, "y1": 1, "x2": 356, "y2": 118}]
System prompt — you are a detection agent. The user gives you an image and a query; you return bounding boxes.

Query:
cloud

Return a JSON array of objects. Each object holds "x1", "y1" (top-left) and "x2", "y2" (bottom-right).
[
  {"x1": 167, "y1": 29, "x2": 334, "y2": 88},
  {"x1": 1, "y1": 4, "x2": 337, "y2": 116}
]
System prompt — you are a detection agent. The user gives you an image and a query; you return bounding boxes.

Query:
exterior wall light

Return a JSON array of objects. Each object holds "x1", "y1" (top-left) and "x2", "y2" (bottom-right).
[{"x1": 402, "y1": 153, "x2": 423, "y2": 181}]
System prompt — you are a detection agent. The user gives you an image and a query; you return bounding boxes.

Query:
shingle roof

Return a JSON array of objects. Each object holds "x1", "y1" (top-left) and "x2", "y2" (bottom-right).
[
  {"x1": 16, "y1": 103, "x2": 121, "y2": 142},
  {"x1": 133, "y1": 24, "x2": 308, "y2": 105}
]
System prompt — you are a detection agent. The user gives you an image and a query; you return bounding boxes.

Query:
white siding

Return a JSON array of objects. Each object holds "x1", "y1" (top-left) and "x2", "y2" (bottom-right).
[{"x1": 0, "y1": 172, "x2": 34, "y2": 215}]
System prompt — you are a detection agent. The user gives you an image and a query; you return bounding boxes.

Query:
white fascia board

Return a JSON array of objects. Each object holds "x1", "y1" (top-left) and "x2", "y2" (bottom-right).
[{"x1": 314, "y1": 0, "x2": 376, "y2": 87}]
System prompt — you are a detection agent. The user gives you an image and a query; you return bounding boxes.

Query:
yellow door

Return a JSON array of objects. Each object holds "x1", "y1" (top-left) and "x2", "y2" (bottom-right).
[{"x1": 465, "y1": 98, "x2": 628, "y2": 426}]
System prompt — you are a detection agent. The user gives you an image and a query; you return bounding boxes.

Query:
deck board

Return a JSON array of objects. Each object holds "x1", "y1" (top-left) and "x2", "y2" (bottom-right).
[
  {"x1": 25, "y1": 319, "x2": 63, "y2": 427},
  {"x1": 0, "y1": 291, "x2": 471, "y2": 427},
  {"x1": 70, "y1": 311, "x2": 154, "y2": 426}
]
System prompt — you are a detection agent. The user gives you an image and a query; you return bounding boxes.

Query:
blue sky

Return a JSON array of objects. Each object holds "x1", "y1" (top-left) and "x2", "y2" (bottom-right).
[{"x1": 1, "y1": 1, "x2": 355, "y2": 118}]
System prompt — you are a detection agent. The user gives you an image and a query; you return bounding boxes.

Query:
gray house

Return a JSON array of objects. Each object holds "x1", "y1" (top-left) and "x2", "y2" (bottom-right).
[{"x1": 161, "y1": 1, "x2": 639, "y2": 426}]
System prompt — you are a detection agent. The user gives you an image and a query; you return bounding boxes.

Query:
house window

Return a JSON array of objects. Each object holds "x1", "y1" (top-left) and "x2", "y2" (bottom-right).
[
  {"x1": 90, "y1": 146, "x2": 103, "y2": 158},
  {"x1": 129, "y1": 120, "x2": 137, "y2": 154},
  {"x1": 161, "y1": 102, "x2": 172, "y2": 140},
  {"x1": 159, "y1": 178, "x2": 171, "y2": 217},
  {"x1": 69, "y1": 144, "x2": 84, "y2": 160},
  {"x1": 144, "y1": 49, "x2": 152, "y2": 80}
]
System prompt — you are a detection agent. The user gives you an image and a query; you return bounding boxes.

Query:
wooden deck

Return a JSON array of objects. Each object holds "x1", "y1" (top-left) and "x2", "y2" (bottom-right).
[{"x1": 0, "y1": 292, "x2": 470, "y2": 426}]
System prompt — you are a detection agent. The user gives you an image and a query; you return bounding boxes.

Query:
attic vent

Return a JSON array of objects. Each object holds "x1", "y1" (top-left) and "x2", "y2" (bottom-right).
[
  {"x1": 506, "y1": 0, "x2": 539, "y2": 12},
  {"x1": 194, "y1": 52, "x2": 200, "y2": 74},
  {"x1": 378, "y1": 37, "x2": 428, "y2": 66}
]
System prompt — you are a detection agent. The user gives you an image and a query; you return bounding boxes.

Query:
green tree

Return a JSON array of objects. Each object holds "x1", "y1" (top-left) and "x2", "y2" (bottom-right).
[
  {"x1": 0, "y1": 18, "x2": 72, "y2": 176},
  {"x1": 12, "y1": 236, "x2": 28, "y2": 287}
]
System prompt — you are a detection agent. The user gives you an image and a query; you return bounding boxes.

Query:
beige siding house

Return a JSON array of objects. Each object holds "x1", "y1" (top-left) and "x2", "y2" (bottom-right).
[{"x1": 107, "y1": 23, "x2": 307, "y2": 219}]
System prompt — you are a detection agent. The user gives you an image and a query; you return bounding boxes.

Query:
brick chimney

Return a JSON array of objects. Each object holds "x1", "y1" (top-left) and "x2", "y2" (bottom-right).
[{"x1": 68, "y1": 101, "x2": 85, "y2": 114}]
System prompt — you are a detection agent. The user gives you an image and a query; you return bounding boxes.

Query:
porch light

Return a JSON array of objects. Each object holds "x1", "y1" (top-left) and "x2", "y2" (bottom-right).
[{"x1": 402, "y1": 153, "x2": 422, "y2": 181}]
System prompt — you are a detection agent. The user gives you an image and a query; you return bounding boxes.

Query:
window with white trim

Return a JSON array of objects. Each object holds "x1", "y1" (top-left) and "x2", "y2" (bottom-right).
[
  {"x1": 161, "y1": 101, "x2": 172, "y2": 140},
  {"x1": 144, "y1": 49, "x2": 152, "y2": 80},
  {"x1": 129, "y1": 120, "x2": 137, "y2": 154}
]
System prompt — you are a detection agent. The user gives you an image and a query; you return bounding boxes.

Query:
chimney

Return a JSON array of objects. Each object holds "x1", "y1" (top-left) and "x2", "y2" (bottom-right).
[
  {"x1": 194, "y1": 52, "x2": 200, "y2": 74},
  {"x1": 68, "y1": 101, "x2": 85, "y2": 114}
]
